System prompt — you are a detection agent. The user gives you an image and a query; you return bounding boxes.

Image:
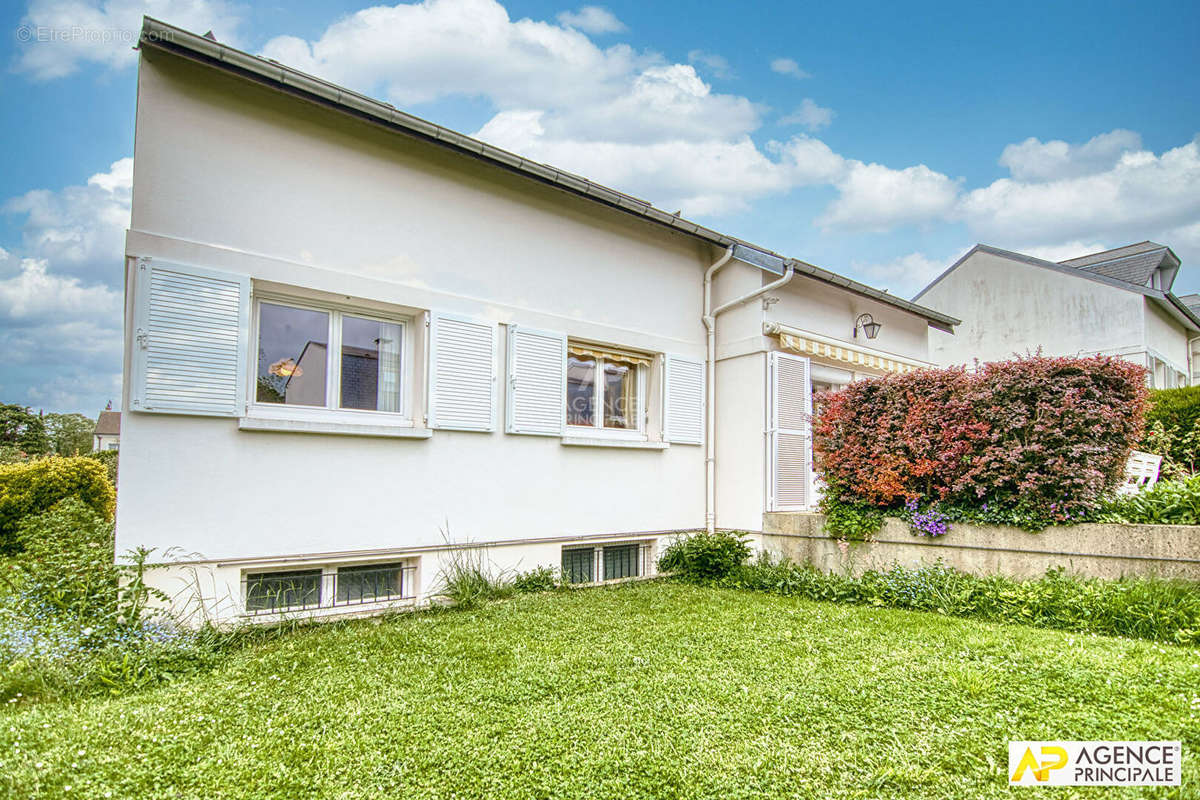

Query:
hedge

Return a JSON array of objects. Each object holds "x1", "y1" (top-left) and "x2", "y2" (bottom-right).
[
  {"x1": 0, "y1": 456, "x2": 115, "y2": 554},
  {"x1": 1141, "y1": 385, "x2": 1200, "y2": 476},
  {"x1": 813, "y1": 354, "x2": 1148, "y2": 525}
]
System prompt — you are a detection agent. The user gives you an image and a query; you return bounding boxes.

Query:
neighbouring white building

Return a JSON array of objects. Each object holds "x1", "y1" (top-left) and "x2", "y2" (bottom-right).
[
  {"x1": 118, "y1": 18, "x2": 958, "y2": 623},
  {"x1": 917, "y1": 243, "x2": 1200, "y2": 386},
  {"x1": 92, "y1": 411, "x2": 120, "y2": 452}
]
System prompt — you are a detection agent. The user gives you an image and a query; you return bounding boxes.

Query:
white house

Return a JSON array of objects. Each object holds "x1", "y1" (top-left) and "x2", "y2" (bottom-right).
[
  {"x1": 118, "y1": 18, "x2": 957, "y2": 623},
  {"x1": 917, "y1": 242, "x2": 1200, "y2": 386},
  {"x1": 92, "y1": 411, "x2": 120, "y2": 452}
]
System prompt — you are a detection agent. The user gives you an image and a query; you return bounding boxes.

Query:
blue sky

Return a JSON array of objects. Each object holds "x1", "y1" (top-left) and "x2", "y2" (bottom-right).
[{"x1": 1, "y1": 0, "x2": 1198, "y2": 412}]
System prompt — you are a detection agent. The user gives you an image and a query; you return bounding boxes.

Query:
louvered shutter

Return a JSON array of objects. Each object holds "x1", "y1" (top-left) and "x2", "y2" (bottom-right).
[
  {"x1": 428, "y1": 313, "x2": 496, "y2": 431},
  {"x1": 130, "y1": 258, "x2": 250, "y2": 416},
  {"x1": 767, "y1": 351, "x2": 812, "y2": 511},
  {"x1": 506, "y1": 326, "x2": 566, "y2": 435},
  {"x1": 664, "y1": 355, "x2": 704, "y2": 444}
]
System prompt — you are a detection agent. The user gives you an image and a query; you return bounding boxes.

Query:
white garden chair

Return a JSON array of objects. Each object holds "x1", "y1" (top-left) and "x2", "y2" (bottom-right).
[{"x1": 1118, "y1": 450, "x2": 1162, "y2": 495}]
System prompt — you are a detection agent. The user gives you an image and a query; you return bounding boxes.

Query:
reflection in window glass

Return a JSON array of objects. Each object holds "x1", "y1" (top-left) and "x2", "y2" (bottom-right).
[
  {"x1": 340, "y1": 316, "x2": 403, "y2": 412},
  {"x1": 567, "y1": 355, "x2": 596, "y2": 426},
  {"x1": 603, "y1": 360, "x2": 636, "y2": 429},
  {"x1": 256, "y1": 303, "x2": 329, "y2": 406}
]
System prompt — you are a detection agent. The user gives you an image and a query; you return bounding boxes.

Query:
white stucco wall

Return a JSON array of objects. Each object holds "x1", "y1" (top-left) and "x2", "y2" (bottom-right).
[
  {"x1": 921, "y1": 249, "x2": 1148, "y2": 367},
  {"x1": 120, "y1": 49, "x2": 714, "y2": 565},
  {"x1": 1145, "y1": 300, "x2": 1190, "y2": 374},
  {"x1": 118, "y1": 48, "x2": 941, "y2": 618}
]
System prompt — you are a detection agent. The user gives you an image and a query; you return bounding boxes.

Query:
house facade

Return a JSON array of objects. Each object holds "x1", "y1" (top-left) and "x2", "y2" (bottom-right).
[
  {"x1": 92, "y1": 411, "x2": 120, "y2": 452},
  {"x1": 118, "y1": 19, "x2": 956, "y2": 623},
  {"x1": 916, "y1": 243, "x2": 1200, "y2": 386}
]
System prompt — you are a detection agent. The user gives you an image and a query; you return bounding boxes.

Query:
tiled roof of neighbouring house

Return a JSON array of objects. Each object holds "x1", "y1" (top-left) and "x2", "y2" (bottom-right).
[
  {"x1": 94, "y1": 411, "x2": 121, "y2": 436},
  {"x1": 1179, "y1": 293, "x2": 1200, "y2": 314},
  {"x1": 1059, "y1": 241, "x2": 1179, "y2": 287}
]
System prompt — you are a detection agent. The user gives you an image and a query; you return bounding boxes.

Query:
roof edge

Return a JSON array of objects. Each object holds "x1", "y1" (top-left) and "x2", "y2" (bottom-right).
[
  {"x1": 137, "y1": 17, "x2": 958, "y2": 331},
  {"x1": 918, "y1": 243, "x2": 1199, "y2": 333}
]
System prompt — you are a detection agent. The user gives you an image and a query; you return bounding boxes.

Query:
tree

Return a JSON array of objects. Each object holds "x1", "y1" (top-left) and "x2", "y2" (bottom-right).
[
  {"x1": 45, "y1": 413, "x2": 96, "y2": 456},
  {"x1": 0, "y1": 404, "x2": 51, "y2": 456}
]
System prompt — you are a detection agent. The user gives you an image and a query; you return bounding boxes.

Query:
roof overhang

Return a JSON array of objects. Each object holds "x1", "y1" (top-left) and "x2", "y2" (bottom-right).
[{"x1": 136, "y1": 17, "x2": 959, "y2": 333}]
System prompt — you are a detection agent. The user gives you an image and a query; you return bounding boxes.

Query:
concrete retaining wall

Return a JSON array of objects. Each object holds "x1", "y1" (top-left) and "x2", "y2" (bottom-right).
[{"x1": 760, "y1": 514, "x2": 1200, "y2": 581}]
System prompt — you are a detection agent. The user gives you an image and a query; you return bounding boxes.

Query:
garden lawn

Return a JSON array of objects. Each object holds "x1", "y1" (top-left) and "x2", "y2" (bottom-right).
[{"x1": 1, "y1": 581, "x2": 1197, "y2": 799}]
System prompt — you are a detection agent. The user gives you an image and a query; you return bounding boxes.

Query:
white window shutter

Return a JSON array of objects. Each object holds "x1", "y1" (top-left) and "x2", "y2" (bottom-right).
[
  {"x1": 428, "y1": 312, "x2": 496, "y2": 432},
  {"x1": 130, "y1": 258, "x2": 250, "y2": 417},
  {"x1": 506, "y1": 326, "x2": 566, "y2": 436},
  {"x1": 767, "y1": 351, "x2": 812, "y2": 511},
  {"x1": 664, "y1": 355, "x2": 704, "y2": 444}
]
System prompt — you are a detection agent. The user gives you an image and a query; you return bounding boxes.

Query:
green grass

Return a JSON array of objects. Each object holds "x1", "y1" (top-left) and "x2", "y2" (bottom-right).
[{"x1": 1, "y1": 581, "x2": 1197, "y2": 799}]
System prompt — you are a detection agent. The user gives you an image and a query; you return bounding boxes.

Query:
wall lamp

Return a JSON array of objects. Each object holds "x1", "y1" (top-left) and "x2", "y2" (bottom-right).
[{"x1": 854, "y1": 313, "x2": 882, "y2": 340}]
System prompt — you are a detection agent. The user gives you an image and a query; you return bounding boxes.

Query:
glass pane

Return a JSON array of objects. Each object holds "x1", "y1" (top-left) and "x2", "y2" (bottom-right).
[
  {"x1": 245, "y1": 569, "x2": 322, "y2": 612},
  {"x1": 340, "y1": 316, "x2": 403, "y2": 412},
  {"x1": 567, "y1": 355, "x2": 596, "y2": 427},
  {"x1": 602, "y1": 361, "x2": 637, "y2": 429},
  {"x1": 562, "y1": 548, "x2": 594, "y2": 584},
  {"x1": 603, "y1": 544, "x2": 639, "y2": 580},
  {"x1": 257, "y1": 303, "x2": 329, "y2": 406},
  {"x1": 336, "y1": 563, "x2": 404, "y2": 604}
]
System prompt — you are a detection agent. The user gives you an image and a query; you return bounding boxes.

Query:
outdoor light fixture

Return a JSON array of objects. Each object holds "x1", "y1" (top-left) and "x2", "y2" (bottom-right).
[{"x1": 854, "y1": 313, "x2": 882, "y2": 340}]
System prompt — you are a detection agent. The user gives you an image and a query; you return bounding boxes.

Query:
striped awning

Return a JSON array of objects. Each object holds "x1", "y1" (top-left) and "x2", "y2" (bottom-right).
[{"x1": 766, "y1": 323, "x2": 932, "y2": 375}]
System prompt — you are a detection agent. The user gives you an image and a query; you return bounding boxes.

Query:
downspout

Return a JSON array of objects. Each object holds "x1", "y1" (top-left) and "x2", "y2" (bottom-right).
[{"x1": 703, "y1": 248, "x2": 795, "y2": 534}]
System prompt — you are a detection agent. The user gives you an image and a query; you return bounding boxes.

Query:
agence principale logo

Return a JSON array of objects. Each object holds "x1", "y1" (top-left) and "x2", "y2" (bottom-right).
[{"x1": 1009, "y1": 741, "x2": 1181, "y2": 787}]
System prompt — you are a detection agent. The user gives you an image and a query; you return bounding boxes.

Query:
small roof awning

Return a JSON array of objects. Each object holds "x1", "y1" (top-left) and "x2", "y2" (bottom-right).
[{"x1": 765, "y1": 322, "x2": 934, "y2": 375}]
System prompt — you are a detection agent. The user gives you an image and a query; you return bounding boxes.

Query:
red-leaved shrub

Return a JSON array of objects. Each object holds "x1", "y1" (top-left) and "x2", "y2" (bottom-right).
[{"x1": 813, "y1": 355, "x2": 1149, "y2": 522}]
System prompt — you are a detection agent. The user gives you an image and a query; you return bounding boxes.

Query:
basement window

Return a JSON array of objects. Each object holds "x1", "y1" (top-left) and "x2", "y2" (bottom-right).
[
  {"x1": 561, "y1": 542, "x2": 651, "y2": 584},
  {"x1": 244, "y1": 568, "x2": 322, "y2": 612}
]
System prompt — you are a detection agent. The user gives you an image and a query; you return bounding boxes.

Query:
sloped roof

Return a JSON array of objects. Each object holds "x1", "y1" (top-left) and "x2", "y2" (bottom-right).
[
  {"x1": 94, "y1": 411, "x2": 121, "y2": 436},
  {"x1": 1059, "y1": 241, "x2": 1179, "y2": 287},
  {"x1": 1179, "y1": 293, "x2": 1200, "y2": 314},
  {"x1": 914, "y1": 244, "x2": 1200, "y2": 333},
  {"x1": 136, "y1": 17, "x2": 959, "y2": 332}
]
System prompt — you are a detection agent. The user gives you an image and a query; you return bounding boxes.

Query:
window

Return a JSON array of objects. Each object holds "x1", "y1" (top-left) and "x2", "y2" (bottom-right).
[
  {"x1": 254, "y1": 299, "x2": 406, "y2": 416},
  {"x1": 562, "y1": 548, "x2": 594, "y2": 585},
  {"x1": 561, "y1": 542, "x2": 648, "y2": 584},
  {"x1": 244, "y1": 562, "x2": 417, "y2": 614},
  {"x1": 603, "y1": 544, "x2": 640, "y2": 580},
  {"x1": 105, "y1": 442, "x2": 119, "y2": 451},
  {"x1": 566, "y1": 343, "x2": 648, "y2": 433},
  {"x1": 245, "y1": 569, "x2": 322, "y2": 612},
  {"x1": 335, "y1": 562, "x2": 408, "y2": 605}
]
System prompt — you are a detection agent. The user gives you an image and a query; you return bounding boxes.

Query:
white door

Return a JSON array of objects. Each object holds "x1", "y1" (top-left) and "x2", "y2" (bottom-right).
[{"x1": 766, "y1": 351, "x2": 813, "y2": 511}]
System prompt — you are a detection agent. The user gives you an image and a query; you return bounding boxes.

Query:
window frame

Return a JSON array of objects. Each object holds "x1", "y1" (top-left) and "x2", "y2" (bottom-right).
[
  {"x1": 565, "y1": 345, "x2": 648, "y2": 440},
  {"x1": 248, "y1": 293, "x2": 414, "y2": 426},
  {"x1": 561, "y1": 541, "x2": 653, "y2": 584}
]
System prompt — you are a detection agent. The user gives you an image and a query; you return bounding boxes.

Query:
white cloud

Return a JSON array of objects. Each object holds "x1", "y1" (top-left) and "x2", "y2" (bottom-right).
[
  {"x1": 0, "y1": 257, "x2": 119, "y2": 320},
  {"x1": 769, "y1": 57, "x2": 810, "y2": 79},
  {"x1": 1, "y1": 159, "x2": 130, "y2": 411},
  {"x1": 998, "y1": 129, "x2": 1142, "y2": 182},
  {"x1": 820, "y1": 162, "x2": 961, "y2": 233},
  {"x1": 3, "y1": 157, "x2": 132, "y2": 283},
  {"x1": 261, "y1": 0, "x2": 645, "y2": 110},
  {"x1": 1019, "y1": 241, "x2": 1110, "y2": 263},
  {"x1": 780, "y1": 98, "x2": 835, "y2": 131},
  {"x1": 853, "y1": 250, "x2": 966, "y2": 297},
  {"x1": 687, "y1": 49, "x2": 731, "y2": 79},
  {"x1": 555, "y1": 5, "x2": 625, "y2": 33},
  {"x1": 960, "y1": 135, "x2": 1200, "y2": 263},
  {"x1": 15, "y1": 0, "x2": 243, "y2": 80}
]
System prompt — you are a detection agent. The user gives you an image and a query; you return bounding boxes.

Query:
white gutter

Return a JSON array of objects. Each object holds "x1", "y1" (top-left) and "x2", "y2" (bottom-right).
[{"x1": 703, "y1": 249, "x2": 795, "y2": 534}]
